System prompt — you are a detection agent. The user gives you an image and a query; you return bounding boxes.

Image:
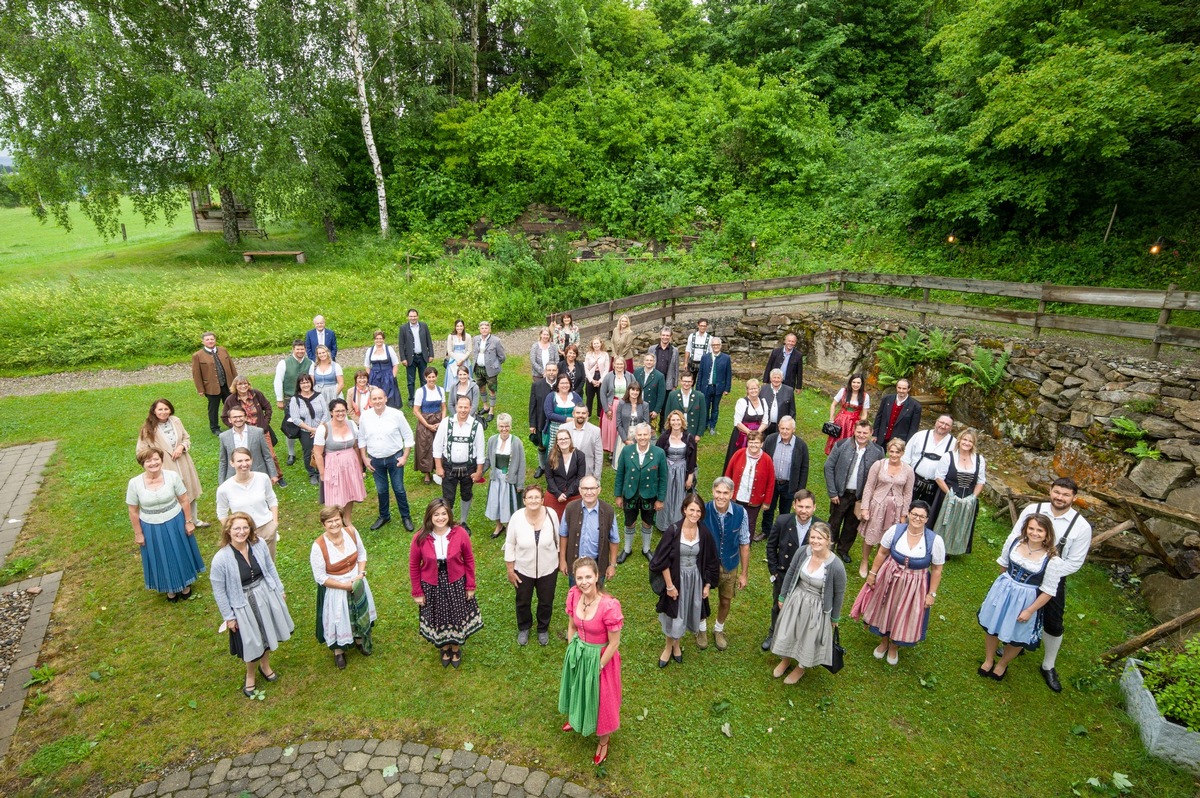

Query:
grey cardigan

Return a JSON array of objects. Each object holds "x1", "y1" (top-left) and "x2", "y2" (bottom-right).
[
  {"x1": 616, "y1": 399, "x2": 651, "y2": 443},
  {"x1": 823, "y1": 438, "x2": 884, "y2": 498},
  {"x1": 600, "y1": 370, "x2": 633, "y2": 410},
  {"x1": 530, "y1": 341, "x2": 557, "y2": 381},
  {"x1": 778, "y1": 545, "x2": 847, "y2": 622},
  {"x1": 476, "y1": 334, "x2": 507, "y2": 377},
  {"x1": 209, "y1": 540, "x2": 285, "y2": 622},
  {"x1": 484, "y1": 434, "x2": 527, "y2": 487}
]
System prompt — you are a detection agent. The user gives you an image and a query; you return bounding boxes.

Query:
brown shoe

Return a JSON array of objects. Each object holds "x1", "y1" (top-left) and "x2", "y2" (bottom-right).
[
  {"x1": 695, "y1": 631, "x2": 709, "y2": 650},
  {"x1": 715, "y1": 631, "x2": 728, "y2": 651}
]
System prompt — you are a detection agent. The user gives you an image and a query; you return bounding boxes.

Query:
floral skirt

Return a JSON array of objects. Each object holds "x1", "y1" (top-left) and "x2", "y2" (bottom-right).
[{"x1": 419, "y1": 561, "x2": 483, "y2": 647}]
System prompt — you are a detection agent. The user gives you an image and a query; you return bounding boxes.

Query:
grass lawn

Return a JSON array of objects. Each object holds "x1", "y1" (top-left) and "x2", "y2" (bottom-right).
[{"x1": 0, "y1": 360, "x2": 1194, "y2": 798}]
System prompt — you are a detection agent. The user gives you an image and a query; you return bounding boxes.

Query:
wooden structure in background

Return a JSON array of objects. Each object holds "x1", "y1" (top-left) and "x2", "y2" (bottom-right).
[{"x1": 189, "y1": 186, "x2": 267, "y2": 238}]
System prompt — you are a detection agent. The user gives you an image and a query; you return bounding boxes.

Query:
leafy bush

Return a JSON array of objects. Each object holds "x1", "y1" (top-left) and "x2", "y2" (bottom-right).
[
  {"x1": 1124, "y1": 441, "x2": 1162, "y2": 461},
  {"x1": 875, "y1": 327, "x2": 955, "y2": 388},
  {"x1": 1140, "y1": 636, "x2": 1200, "y2": 732},
  {"x1": 943, "y1": 347, "x2": 1010, "y2": 399}
]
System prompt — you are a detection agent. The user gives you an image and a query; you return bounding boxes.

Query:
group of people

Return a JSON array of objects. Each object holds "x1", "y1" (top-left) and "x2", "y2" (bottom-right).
[{"x1": 123, "y1": 312, "x2": 1095, "y2": 766}]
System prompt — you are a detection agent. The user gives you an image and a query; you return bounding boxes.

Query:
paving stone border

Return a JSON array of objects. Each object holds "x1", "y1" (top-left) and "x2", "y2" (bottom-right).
[
  {"x1": 0, "y1": 570, "x2": 63, "y2": 761},
  {"x1": 105, "y1": 739, "x2": 605, "y2": 798},
  {"x1": 0, "y1": 440, "x2": 56, "y2": 566}
]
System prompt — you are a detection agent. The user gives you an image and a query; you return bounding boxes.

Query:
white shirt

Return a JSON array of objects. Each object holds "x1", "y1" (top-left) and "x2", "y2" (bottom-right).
[
  {"x1": 904, "y1": 430, "x2": 956, "y2": 481},
  {"x1": 409, "y1": 323, "x2": 423, "y2": 354},
  {"x1": 847, "y1": 444, "x2": 868, "y2": 490},
  {"x1": 678, "y1": 389, "x2": 692, "y2": 408},
  {"x1": 431, "y1": 530, "x2": 450, "y2": 560},
  {"x1": 215, "y1": 473, "x2": 278, "y2": 527},
  {"x1": 309, "y1": 532, "x2": 366, "y2": 587},
  {"x1": 736, "y1": 454, "x2": 761, "y2": 503},
  {"x1": 315, "y1": 329, "x2": 326, "y2": 347},
  {"x1": 881, "y1": 524, "x2": 946, "y2": 565},
  {"x1": 998, "y1": 542, "x2": 1061, "y2": 596},
  {"x1": 314, "y1": 420, "x2": 358, "y2": 446},
  {"x1": 230, "y1": 427, "x2": 249, "y2": 450},
  {"x1": 636, "y1": 445, "x2": 650, "y2": 465},
  {"x1": 433, "y1": 416, "x2": 486, "y2": 465},
  {"x1": 934, "y1": 451, "x2": 987, "y2": 487},
  {"x1": 357, "y1": 407, "x2": 415, "y2": 458},
  {"x1": 273, "y1": 354, "x2": 308, "y2": 401},
  {"x1": 1009, "y1": 502, "x2": 1093, "y2": 586}
]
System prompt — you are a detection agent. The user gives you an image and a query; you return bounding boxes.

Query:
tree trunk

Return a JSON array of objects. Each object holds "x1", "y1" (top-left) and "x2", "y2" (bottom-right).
[
  {"x1": 323, "y1": 213, "x2": 338, "y2": 243},
  {"x1": 471, "y1": 0, "x2": 480, "y2": 102},
  {"x1": 217, "y1": 184, "x2": 240, "y2": 247},
  {"x1": 346, "y1": 3, "x2": 389, "y2": 236}
]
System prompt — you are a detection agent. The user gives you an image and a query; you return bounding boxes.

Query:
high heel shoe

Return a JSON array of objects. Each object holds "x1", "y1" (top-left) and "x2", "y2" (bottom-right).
[
  {"x1": 562, "y1": 722, "x2": 574, "y2": 732},
  {"x1": 593, "y1": 742, "x2": 608, "y2": 765}
]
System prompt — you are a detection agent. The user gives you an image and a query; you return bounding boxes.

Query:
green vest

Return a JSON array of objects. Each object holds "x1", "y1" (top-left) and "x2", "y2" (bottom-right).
[{"x1": 283, "y1": 355, "x2": 311, "y2": 397}]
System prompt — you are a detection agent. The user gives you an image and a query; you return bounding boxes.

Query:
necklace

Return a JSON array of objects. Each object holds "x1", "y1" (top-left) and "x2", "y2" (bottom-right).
[{"x1": 579, "y1": 593, "x2": 596, "y2": 617}]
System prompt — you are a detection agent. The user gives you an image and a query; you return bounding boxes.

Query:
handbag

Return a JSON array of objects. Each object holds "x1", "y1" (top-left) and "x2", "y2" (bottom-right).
[
  {"x1": 821, "y1": 421, "x2": 842, "y2": 438},
  {"x1": 823, "y1": 627, "x2": 846, "y2": 674},
  {"x1": 649, "y1": 567, "x2": 666, "y2": 596},
  {"x1": 281, "y1": 419, "x2": 301, "y2": 439}
]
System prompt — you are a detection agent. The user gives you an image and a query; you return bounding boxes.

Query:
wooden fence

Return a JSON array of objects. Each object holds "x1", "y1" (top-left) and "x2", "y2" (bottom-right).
[{"x1": 550, "y1": 271, "x2": 1200, "y2": 357}]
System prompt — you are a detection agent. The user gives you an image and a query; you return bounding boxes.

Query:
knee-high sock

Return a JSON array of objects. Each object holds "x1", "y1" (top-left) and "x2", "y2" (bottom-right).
[
  {"x1": 624, "y1": 527, "x2": 635, "y2": 553},
  {"x1": 1042, "y1": 633, "x2": 1063, "y2": 670},
  {"x1": 286, "y1": 437, "x2": 296, "y2": 456},
  {"x1": 641, "y1": 525, "x2": 652, "y2": 553},
  {"x1": 460, "y1": 499, "x2": 472, "y2": 524}
]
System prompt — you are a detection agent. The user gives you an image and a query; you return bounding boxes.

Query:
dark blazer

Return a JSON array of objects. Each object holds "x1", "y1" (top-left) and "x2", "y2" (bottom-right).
[
  {"x1": 872, "y1": 395, "x2": 923, "y2": 445},
  {"x1": 217, "y1": 425, "x2": 278, "y2": 483},
  {"x1": 397, "y1": 321, "x2": 434, "y2": 365},
  {"x1": 558, "y1": 359, "x2": 586, "y2": 395},
  {"x1": 766, "y1": 513, "x2": 827, "y2": 578},
  {"x1": 654, "y1": 431, "x2": 698, "y2": 477},
  {"x1": 762, "y1": 432, "x2": 809, "y2": 496},
  {"x1": 649, "y1": 522, "x2": 720, "y2": 619},
  {"x1": 762, "y1": 345, "x2": 803, "y2": 390},
  {"x1": 760, "y1": 383, "x2": 796, "y2": 436},
  {"x1": 823, "y1": 437, "x2": 885, "y2": 498},
  {"x1": 546, "y1": 449, "x2": 586, "y2": 499},
  {"x1": 633, "y1": 367, "x2": 667, "y2": 417},
  {"x1": 305, "y1": 328, "x2": 338, "y2": 362},
  {"x1": 697, "y1": 351, "x2": 732, "y2": 395}
]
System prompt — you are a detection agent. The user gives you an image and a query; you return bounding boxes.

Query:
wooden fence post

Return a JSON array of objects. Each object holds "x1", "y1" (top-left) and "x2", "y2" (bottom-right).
[
  {"x1": 1152, "y1": 283, "x2": 1177, "y2": 359},
  {"x1": 824, "y1": 281, "x2": 831, "y2": 312},
  {"x1": 608, "y1": 302, "x2": 615, "y2": 324},
  {"x1": 1033, "y1": 284, "x2": 1047, "y2": 340},
  {"x1": 670, "y1": 296, "x2": 677, "y2": 324},
  {"x1": 920, "y1": 287, "x2": 930, "y2": 325},
  {"x1": 742, "y1": 281, "x2": 749, "y2": 316},
  {"x1": 837, "y1": 279, "x2": 845, "y2": 312}
]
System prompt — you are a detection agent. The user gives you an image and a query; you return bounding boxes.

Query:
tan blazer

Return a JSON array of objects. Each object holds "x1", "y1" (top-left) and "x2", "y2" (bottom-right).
[{"x1": 191, "y1": 346, "x2": 237, "y2": 395}]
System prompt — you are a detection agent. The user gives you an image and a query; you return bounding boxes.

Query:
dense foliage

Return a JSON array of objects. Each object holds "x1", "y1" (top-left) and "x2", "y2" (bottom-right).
[{"x1": 1, "y1": 0, "x2": 1196, "y2": 279}]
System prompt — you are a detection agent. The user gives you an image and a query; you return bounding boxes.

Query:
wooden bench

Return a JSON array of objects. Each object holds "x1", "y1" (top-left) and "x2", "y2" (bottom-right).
[{"x1": 242, "y1": 250, "x2": 306, "y2": 264}]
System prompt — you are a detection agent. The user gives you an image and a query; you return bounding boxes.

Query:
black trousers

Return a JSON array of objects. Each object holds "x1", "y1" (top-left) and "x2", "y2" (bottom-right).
[
  {"x1": 768, "y1": 573, "x2": 784, "y2": 636},
  {"x1": 297, "y1": 430, "x2": 317, "y2": 476},
  {"x1": 829, "y1": 490, "x2": 861, "y2": 557},
  {"x1": 405, "y1": 353, "x2": 428, "y2": 406},
  {"x1": 761, "y1": 480, "x2": 794, "y2": 535},
  {"x1": 585, "y1": 382, "x2": 602, "y2": 417},
  {"x1": 206, "y1": 386, "x2": 230, "y2": 432},
  {"x1": 515, "y1": 570, "x2": 559, "y2": 633},
  {"x1": 442, "y1": 465, "x2": 475, "y2": 511},
  {"x1": 1043, "y1": 580, "x2": 1067, "y2": 637}
]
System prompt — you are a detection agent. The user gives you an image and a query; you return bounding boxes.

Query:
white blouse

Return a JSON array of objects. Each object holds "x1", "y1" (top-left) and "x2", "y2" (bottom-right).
[
  {"x1": 881, "y1": 525, "x2": 946, "y2": 565},
  {"x1": 309, "y1": 531, "x2": 367, "y2": 586},
  {"x1": 314, "y1": 420, "x2": 358, "y2": 446}
]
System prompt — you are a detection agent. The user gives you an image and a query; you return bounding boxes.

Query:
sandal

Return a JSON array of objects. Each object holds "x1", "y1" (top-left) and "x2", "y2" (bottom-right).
[
  {"x1": 593, "y1": 741, "x2": 608, "y2": 765},
  {"x1": 258, "y1": 665, "x2": 279, "y2": 683}
]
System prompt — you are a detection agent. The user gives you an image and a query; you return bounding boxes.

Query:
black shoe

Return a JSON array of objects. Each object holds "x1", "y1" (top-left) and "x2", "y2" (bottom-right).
[
  {"x1": 642, "y1": 549, "x2": 651, "y2": 560},
  {"x1": 657, "y1": 658, "x2": 669, "y2": 669},
  {"x1": 287, "y1": 455, "x2": 296, "y2": 466},
  {"x1": 672, "y1": 653, "x2": 683, "y2": 664},
  {"x1": 258, "y1": 665, "x2": 279, "y2": 682},
  {"x1": 402, "y1": 517, "x2": 415, "y2": 532},
  {"x1": 276, "y1": 476, "x2": 288, "y2": 487},
  {"x1": 616, "y1": 550, "x2": 630, "y2": 565},
  {"x1": 460, "y1": 522, "x2": 472, "y2": 536},
  {"x1": 309, "y1": 474, "x2": 320, "y2": 485},
  {"x1": 211, "y1": 428, "x2": 221, "y2": 435},
  {"x1": 369, "y1": 517, "x2": 390, "y2": 531},
  {"x1": 761, "y1": 635, "x2": 773, "y2": 652},
  {"x1": 977, "y1": 664, "x2": 993, "y2": 678},
  {"x1": 334, "y1": 651, "x2": 347, "y2": 670},
  {"x1": 839, "y1": 552, "x2": 851, "y2": 564},
  {"x1": 533, "y1": 466, "x2": 545, "y2": 479},
  {"x1": 1040, "y1": 666, "x2": 1062, "y2": 693}
]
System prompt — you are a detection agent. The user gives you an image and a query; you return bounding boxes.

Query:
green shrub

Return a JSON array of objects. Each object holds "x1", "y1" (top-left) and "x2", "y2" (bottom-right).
[
  {"x1": 943, "y1": 347, "x2": 1010, "y2": 399},
  {"x1": 1141, "y1": 636, "x2": 1200, "y2": 732}
]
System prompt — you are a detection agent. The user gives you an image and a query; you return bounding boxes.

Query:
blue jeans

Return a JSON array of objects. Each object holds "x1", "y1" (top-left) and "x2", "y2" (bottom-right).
[
  {"x1": 370, "y1": 453, "x2": 411, "y2": 521},
  {"x1": 703, "y1": 386, "x2": 723, "y2": 430}
]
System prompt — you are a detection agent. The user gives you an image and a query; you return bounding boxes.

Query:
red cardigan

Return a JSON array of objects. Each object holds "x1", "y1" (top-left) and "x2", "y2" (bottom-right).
[
  {"x1": 724, "y1": 450, "x2": 777, "y2": 507},
  {"x1": 409, "y1": 526, "x2": 476, "y2": 597}
]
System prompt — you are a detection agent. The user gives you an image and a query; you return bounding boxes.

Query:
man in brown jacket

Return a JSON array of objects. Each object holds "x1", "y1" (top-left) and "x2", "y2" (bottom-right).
[
  {"x1": 191, "y1": 332, "x2": 238, "y2": 434},
  {"x1": 558, "y1": 476, "x2": 620, "y2": 588}
]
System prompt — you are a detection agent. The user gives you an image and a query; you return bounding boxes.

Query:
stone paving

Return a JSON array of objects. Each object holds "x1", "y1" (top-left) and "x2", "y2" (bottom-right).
[
  {"x1": 0, "y1": 440, "x2": 56, "y2": 566},
  {"x1": 105, "y1": 739, "x2": 605, "y2": 798}
]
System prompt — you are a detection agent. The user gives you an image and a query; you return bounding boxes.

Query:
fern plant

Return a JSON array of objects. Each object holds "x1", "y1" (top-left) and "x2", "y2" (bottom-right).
[
  {"x1": 1124, "y1": 441, "x2": 1162, "y2": 461},
  {"x1": 943, "y1": 347, "x2": 1010, "y2": 400},
  {"x1": 923, "y1": 328, "x2": 954, "y2": 363},
  {"x1": 1110, "y1": 416, "x2": 1147, "y2": 439}
]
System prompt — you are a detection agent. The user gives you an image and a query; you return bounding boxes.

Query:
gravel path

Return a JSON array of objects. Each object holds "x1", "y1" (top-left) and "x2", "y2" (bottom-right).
[
  {"x1": 0, "y1": 591, "x2": 34, "y2": 694},
  {"x1": 0, "y1": 327, "x2": 544, "y2": 399}
]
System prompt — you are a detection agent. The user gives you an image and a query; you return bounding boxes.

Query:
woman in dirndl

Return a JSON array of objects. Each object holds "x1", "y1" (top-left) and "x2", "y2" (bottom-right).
[
  {"x1": 825, "y1": 374, "x2": 870, "y2": 455},
  {"x1": 310, "y1": 505, "x2": 377, "y2": 670},
  {"x1": 724, "y1": 379, "x2": 766, "y2": 467},
  {"x1": 126, "y1": 447, "x2": 205, "y2": 602},
  {"x1": 313, "y1": 399, "x2": 367, "y2": 525},
  {"x1": 347, "y1": 369, "x2": 373, "y2": 422},
  {"x1": 850, "y1": 500, "x2": 944, "y2": 665},
  {"x1": 654, "y1": 410, "x2": 697, "y2": 532},
  {"x1": 409, "y1": 498, "x2": 483, "y2": 669},
  {"x1": 365, "y1": 329, "x2": 402, "y2": 409},
  {"x1": 977, "y1": 513, "x2": 1058, "y2": 680},
  {"x1": 543, "y1": 374, "x2": 582, "y2": 451},
  {"x1": 559, "y1": 556, "x2": 623, "y2": 766},
  {"x1": 934, "y1": 428, "x2": 987, "y2": 556},
  {"x1": 771, "y1": 522, "x2": 846, "y2": 683},
  {"x1": 137, "y1": 398, "x2": 209, "y2": 527},
  {"x1": 599, "y1": 357, "x2": 629, "y2": 454},
  {"x1": 857, "y1": 438, "x2": 915, "y2": 579},
  {"x1": 413, "y1": 367, "x2": 447, "y2": 485},
  {"x1": 210, "y1": 512, "x2": 294, "y2": 697},
  {"x1": 309, "y1": 345, "x2": 344, "y2": 406},
  {"x1": 444, "y1": 319, "x2": 474, "y2": 396},
  {"x1": 486, "y1": 413, "x2": 527, "y2": 539}
]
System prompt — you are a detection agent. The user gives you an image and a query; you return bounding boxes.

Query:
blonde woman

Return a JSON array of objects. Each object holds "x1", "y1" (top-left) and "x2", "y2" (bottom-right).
[
  {"x1": 610, "y1": 314, "x2": 635, "y2": 373},
  {"x1": 858, "y1": 438, "x2": 915, "y2": 579},
  {"x1": 444, "y1": 319, "x2": 474, "y2": 395},
  {"x1": 309, "y1": 345, "x2": 344, "y2": 406},
  {"x1": 583, "y1": 337, "x2": 612, "y2": 418},
  {"x1": 934, "y1": 428, "x2": 987, "y2": 555}
]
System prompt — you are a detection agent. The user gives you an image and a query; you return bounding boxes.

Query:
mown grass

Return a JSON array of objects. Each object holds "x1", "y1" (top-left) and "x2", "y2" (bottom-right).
[{"x1": 0, "y1": 359, "x2": 1194, "y2": 797}]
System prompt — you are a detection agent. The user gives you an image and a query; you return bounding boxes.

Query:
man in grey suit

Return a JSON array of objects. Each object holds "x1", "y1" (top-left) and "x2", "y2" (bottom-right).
[
  {"x1": 566, "y1": 404, "x2": 604, "y2": 480},
  {"x1": 218, "y1": 406, "x2": 282, "y2": 485},
  {"x1": 823, "y1": 420, "x2": 884, "y2": 563},
  {"x1": 759, "y1": 368, "x2": 797, "y2": 438},
  {"x1": 398, "y1": 308, "x2": 435, "y2": 406},
  {"x1": 474, "y1": 320, "x2": 507, "y2": 416}
]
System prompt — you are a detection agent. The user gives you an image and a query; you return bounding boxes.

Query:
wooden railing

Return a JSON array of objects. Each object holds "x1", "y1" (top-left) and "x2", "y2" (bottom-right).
[{"x1": 550, "y1": 271, "x2": 1200, "y2": 356}]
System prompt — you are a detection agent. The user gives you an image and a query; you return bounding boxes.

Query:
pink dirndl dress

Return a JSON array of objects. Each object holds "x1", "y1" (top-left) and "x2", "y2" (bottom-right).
[
  {"x1": 319, "y1": 422, "x2": 367, "y2": 506},
  {"x1": 851, "y1": 525, "x2": 942, "y2": 647},
  {"x1": 563, "y1": 587, "x2": 623, "y2": 737},
  {"x1": 860, "y1": 460, "x2": 915, "y2": 546}
]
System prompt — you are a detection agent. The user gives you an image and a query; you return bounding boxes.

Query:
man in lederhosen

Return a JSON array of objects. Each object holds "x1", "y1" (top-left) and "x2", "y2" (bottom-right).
[
  {"x1": 904, "y1": 414, "x2": 956, "y2": 522},
  {"x1": 434, "y1": 395, "x2": 487, "y2": 534}
]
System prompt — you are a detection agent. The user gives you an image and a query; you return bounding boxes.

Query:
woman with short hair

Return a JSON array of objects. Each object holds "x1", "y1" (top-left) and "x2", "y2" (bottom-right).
[
  {"x1": 126, "y1": 447, "x2": 204, "y2": 602},
  {"x1": 485, "y1": 413, "x2": 527, "y2": 539},
  {"x1": 314, "y1": 398, "x2": 367, "y2": 524},
  {"x1": 311, "y1": 505, "x2": 376, "y2": 669},
  {"x1": 210, "y1": 512, "x2": 294, "y2": 697},
  {"x1": 216, "y1": 447, "x2": 280, "y2": 559},
  {"x1": 347, "y1": 369, "x2": 373, "y2": 421},
  {"x1": 531, "y1": 327, "x2": 557, "y2": 382},
  {"x1": 558, "y1": 344, "x2": 585, "y2": 396},
  {"x1": 504, "y1": 485, "x2": 560, "y2": 646}
]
